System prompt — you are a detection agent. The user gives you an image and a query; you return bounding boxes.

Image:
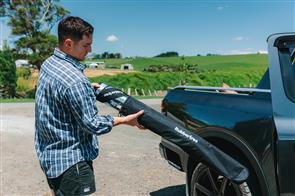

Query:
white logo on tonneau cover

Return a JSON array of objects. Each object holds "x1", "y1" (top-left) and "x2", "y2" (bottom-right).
[
  {"x1": 84, "y1": 187, "x2": 90, "y2": 192},
  {"x1": 174, "y1": 127, "x2": 198, "y2": 144}
]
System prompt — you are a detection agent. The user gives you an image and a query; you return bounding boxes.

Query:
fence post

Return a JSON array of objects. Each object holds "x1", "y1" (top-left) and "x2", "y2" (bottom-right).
[
  {"x1": 0, "y1": 85, "x2": 7, "y2": 98},
  {"x1": 0, "y1": 85, "x2": 4, "y2": 98},
  {"x1": 148, "y1": 90, "x2": 152, "y2": 96},
  {"x1": 141, "y1": 89, "x2": 145, "y2": 96},
  {"x1": 128, "y1": 88, "x2": 131, "y2": 95},
  {"x1": 135, "y1": 89, "x2": 138, "y2": 96}
]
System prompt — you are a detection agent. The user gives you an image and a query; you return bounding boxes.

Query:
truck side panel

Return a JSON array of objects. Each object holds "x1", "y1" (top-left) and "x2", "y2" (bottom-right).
[{"x1": 164, "y1": 89, "x2": 278, "y2": 195}]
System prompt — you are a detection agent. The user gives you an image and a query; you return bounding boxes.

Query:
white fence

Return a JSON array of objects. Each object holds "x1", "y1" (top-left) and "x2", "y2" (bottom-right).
[{"x1": 121, "y1": 88, "x2": 167, "y2": 97}]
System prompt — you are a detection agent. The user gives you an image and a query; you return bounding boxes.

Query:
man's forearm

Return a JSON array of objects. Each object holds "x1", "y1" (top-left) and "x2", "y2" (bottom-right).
[
  {"x1": 113, "y1": 110, "x2": 144, "y2": 127},
  {"x1": 113, "y1": 116, "x2": 125, "y2": 126}
]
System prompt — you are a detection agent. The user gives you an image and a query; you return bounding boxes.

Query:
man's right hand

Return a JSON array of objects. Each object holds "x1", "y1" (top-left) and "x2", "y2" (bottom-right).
[
  {"x1": 92, "y1": 83, "x2": 100, "y2": 89},
  {"x1": 113, "y1": 110, "x2": 145, "y2": 129}
]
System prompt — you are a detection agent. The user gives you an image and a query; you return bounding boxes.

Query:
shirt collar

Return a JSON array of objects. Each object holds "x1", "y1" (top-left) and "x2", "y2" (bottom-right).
[{"x1": 54, "y1": 48, "x2": 85, "y2": 72}]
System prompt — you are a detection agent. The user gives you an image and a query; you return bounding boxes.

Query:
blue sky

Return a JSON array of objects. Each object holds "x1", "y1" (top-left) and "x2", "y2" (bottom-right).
[{"x1": 0, "y1": 0, "x2": 294, "y2": 57}]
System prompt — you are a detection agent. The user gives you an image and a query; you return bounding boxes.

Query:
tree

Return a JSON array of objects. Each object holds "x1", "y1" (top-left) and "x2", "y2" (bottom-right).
[
  {"x1": 114, "y1": 53, "x2": 122, "y2": 59},
  {"x1": 1, "y1": 0, "x2": 69, "y2": 69},
  {"x1": 109, "y1": 53, "x2": 115, "y2": 59},
  {"x1": 0, "y1": 1, "x2": 6, "y2": 16},
  {"x1": 101, "y1": 51, "x2": 109, "y2": 59},
  {"x1": 0, "y1": 41, "x2": 17, "y2": 98},
  {"x1": 94, "y1": 53, "x2": 101, "y2": 59},
  {"x1": 155, "y1": 51, "x2": 179, "y2": 57},
  {"x1": 180, "y1": 56, "x2": 188, "y2": 71}
]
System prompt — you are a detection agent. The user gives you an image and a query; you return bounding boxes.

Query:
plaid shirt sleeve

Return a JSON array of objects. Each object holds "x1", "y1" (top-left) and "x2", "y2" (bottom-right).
[{"x1": 65, "y1": 81, "x2": 114, "y2": 135}]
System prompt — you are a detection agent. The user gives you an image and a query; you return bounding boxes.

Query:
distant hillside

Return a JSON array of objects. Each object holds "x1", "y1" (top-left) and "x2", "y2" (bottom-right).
[
  {"x1": 88, "y1": 53, "x2": 268, "y2": 72},
  {"x1": 15, "y1": 54, "x2": 269, "y2": 98},
  {"x1": 89, "y1": 54, "x2": 269, "y2": 91}
]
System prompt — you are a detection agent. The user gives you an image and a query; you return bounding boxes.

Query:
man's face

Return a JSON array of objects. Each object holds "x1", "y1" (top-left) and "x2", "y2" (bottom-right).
[{"x1": 67, "y1": 34, "x2": 93, "y2": 61}]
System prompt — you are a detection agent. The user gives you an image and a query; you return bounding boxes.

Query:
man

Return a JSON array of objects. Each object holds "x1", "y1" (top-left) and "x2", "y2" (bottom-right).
[{"x1": 35, "y1": 16, "x2": 144, "y2": 195}]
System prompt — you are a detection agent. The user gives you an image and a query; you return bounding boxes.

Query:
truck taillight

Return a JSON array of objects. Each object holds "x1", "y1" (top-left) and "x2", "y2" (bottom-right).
[
  {"x1": 161, "y1": 99, "x2": 167, "y2": 110},
  {"x1": 161, "y1": 99, "x2": 167, "y2": 116}
]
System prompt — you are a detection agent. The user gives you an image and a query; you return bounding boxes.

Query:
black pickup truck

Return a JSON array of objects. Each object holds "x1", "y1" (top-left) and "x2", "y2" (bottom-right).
[{"x1": 160, "y1": 33, "x2": 295, "y2": 196}]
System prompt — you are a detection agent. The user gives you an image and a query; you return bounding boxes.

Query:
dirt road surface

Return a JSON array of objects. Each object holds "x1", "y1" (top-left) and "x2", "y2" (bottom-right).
[{"x1": 1, "y1": 99, "x2": 185, "y2": 196}]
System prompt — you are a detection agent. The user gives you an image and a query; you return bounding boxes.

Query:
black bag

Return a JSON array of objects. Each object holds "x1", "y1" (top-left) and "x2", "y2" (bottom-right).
[{"x1": 96, "y1": 84, "x2": 248, "y2": 183}]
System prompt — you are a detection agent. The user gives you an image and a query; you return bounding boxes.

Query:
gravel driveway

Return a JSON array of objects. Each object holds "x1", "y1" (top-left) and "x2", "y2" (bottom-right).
[{"x1": 1, "y1": 99, "x2": 185, "y2": 196}]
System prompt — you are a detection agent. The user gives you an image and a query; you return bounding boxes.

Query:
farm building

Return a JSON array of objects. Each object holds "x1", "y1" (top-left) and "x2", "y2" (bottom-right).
[
  {"x1": 121, "y1": 63, "x2": 133, "y2": 70},
  {"x1": 87, "y1": 61, "x2": 105, "y2": 69},
  {"x1": 15, "y1": 59, "x2": 30, "y2": 67}
]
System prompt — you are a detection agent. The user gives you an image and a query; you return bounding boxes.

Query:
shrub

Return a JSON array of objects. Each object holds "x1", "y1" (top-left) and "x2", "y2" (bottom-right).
[
  {"x1": 16, "y1": 67, "x2": 31, "y2": 79},
  {"x1": 16, "y1": 77, "x2": 30, "y2": 92},
  {"x1": 0, "y1": 50, "x2": 17, "y2": 98},
  {"x1": 25, "y1": 88, "x2": 36, "y2": 98},
  {"x1": 143, "y1": 64, "x2": 203, "y2": 73},
  {"x1": 89, "y1": 70, "x2": 262, "y2": 92}
]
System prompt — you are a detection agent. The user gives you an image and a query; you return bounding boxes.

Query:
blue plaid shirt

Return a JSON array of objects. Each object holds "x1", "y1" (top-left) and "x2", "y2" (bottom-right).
[{"x1": 35, "y1": 48, "x2": 114, "y2": 178}]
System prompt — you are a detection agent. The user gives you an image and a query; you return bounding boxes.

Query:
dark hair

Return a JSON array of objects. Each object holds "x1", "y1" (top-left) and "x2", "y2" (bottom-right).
[{"x1": 58, "y1": 16, "x2": 94, "y2": 45}]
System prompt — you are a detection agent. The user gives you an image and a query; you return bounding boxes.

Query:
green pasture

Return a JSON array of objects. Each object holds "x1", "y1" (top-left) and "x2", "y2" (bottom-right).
[
  {"x1": 8, "y1": 53, "x2": 269, "y2": 100},
  {"x1": 89, "y1": 53, "x2": 268, "y2": 71},
  {"x1": 89, "y1": 53, "x2": 269, "y2": 90},
  {"x1": 89, "y1": 69, "x2": 266, "y2": 91},
  {"x1": 0, "y1": 98, "x2": 35, "y2": 103}
]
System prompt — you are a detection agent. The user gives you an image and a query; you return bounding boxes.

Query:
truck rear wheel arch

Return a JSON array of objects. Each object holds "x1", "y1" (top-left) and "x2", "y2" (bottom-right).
[{"x1": 186, "y1": 128, "x2": 270, "y2": 196}]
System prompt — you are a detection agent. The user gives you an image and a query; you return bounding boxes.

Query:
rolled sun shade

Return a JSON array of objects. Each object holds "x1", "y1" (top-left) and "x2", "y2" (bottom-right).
[{"x1": 96, "y1": 84, "x2": 249, "y2": 183}]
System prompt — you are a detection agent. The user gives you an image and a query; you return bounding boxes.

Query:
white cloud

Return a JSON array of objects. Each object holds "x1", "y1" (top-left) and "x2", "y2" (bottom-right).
[
  {"x1": 106, "y1": 35, "x2": 119, "y2": 42},
  {"x1": 233, "y1": 36, "x2": 244, "y2": 41},
  {"x1": 228, "y1": 49, "x2": 253, "y2": 54},
  {"x1": 257, "y1": 50, "x2": 268, "y2": 54},
  {"x1": 223, "y1": 48, "x2": 267, "y2": 55},
  {"x1": 217, "y1": 6, "x2": 224, "y2": 10}
]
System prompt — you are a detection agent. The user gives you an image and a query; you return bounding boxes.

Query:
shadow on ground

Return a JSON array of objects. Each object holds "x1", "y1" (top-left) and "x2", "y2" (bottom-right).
[{"x1": 150, "y1": 184, "x2": 186, "y2": 196}]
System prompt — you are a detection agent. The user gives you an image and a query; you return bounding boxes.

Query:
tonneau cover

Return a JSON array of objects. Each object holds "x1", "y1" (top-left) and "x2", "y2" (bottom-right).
[{"x1": 96, "y1": 84, "x2": 249, "y2": 183}]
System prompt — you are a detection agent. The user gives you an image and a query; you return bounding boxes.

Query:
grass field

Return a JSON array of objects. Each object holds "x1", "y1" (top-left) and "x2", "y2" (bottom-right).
[
  {"x1": 14, "y1": 53, "x2": 269, "y2": 98},
  {"x1": 88, "y1": 53, "x2": 269, "y2": 90},
  {"x1": 88, "y1": 53, "x2": 268, "y2": 71},
  {"x1": 0, "y1": 98, "x2": 35, "y2": 103}
]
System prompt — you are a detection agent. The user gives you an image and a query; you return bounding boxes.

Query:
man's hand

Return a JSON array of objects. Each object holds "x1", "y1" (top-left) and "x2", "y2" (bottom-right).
[
  {"x1": 222, "y1": 83, "x2": 238, "y2": 94},
  {"x1": 92, "y1": 83, "x2": 100, "y2": 89},
  {"x1": 113, "y1": 110, "x2": 145, "y2": 129}
]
